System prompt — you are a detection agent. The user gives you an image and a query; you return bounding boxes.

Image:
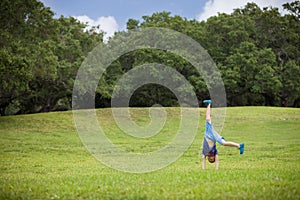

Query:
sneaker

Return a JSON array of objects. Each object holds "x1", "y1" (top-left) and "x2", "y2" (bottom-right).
[
  {"x1": 239, "y1": 143, "x2": 244, "y2": 154},
  {"x1": 203, "y1": 100, "x2": 211, "y2": 105}
]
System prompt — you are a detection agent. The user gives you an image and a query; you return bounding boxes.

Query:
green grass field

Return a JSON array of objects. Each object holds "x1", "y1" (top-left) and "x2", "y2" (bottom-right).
[{"x1": 0, "y1": 107, "x2": 299, "y2": 199}]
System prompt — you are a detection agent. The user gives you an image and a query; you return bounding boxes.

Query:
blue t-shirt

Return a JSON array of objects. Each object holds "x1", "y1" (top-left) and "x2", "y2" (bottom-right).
[
  {"x1": 202, "y1": 137, "x2": 218, "y2": 156},
  {"x1": 202, "y1": 121, "x2": 223, "y2": 156}
]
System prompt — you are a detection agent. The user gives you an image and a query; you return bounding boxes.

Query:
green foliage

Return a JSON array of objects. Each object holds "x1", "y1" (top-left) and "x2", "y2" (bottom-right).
[
  {"x1": 0, "y1": 0, "x2": 103, "y2": 115},
  {"x1": 0, "y1": 107, "x2": 299, "y2": 199},
  {"x1": 224, "y1": 42, "x2": 281, "y2": 105},
  {"x1": 279, "y1": 60, "x2": 300, "y2": 106},
  {"x1": 1, "y1": 1, "x2": 300, "y2": 115},
  {"x1": 283, "y1": 0, "x2": 300, "y2": 19},
  {"x1": 113, "y1": 1, "x2": 300, "y2": 108}
]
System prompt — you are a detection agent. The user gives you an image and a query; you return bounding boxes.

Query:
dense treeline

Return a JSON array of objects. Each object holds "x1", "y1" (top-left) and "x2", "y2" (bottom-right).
[
  {"x1": 0, "y1": 0, "x2": 103, "y2": 115},
  {"x1": 0, "y1": 0, "x2": 299, "y2": 115}
]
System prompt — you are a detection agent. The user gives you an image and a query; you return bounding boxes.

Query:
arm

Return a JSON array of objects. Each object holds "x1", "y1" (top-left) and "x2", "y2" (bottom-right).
[
  {"x1": 215, "y1": 154, "x2": 219, "y2": 170},
  {"x1": 202, "y1": 155, "x2": 206, "y2": 170}
]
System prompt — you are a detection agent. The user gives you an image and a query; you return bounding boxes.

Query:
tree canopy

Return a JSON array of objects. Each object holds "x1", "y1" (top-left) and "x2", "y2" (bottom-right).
[{"x1": 1, "y1": 0, "x2": 299, "y2": 115}]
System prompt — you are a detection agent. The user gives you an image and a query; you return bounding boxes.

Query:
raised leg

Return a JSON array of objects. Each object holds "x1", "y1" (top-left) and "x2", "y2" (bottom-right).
[
  {"x1": 221, "y1": 139, "x2": 240, "y2": 148},
  {"x1": 205, "y1": 103, "x2": 212, "y2": 123}
]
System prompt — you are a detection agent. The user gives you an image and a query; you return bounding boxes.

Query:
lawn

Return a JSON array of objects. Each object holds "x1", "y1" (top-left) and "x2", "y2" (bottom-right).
[{"x1": 0, "y1": 107, "x2": 299, "y2": 199}]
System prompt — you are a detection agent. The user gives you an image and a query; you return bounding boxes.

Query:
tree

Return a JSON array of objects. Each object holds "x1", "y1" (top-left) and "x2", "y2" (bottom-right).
[
  {"x1": 0, "y1": 0, "x2": 54, "y2": 115},
  {"x1": 224, "y1": 42, "x2": 280, "y2": 106},
  {"x1": 20, "y1": 16, "x2": 103, "y2": 113},
  {"x1": 0, "y1": 0, "x2": 103, "y2": 115},
  {"x1": 283, "y1": 0, "x2": 300, "y2": 19},
  {"x1": 1, "y1": 1, "x2": 300, "y2": 115}
]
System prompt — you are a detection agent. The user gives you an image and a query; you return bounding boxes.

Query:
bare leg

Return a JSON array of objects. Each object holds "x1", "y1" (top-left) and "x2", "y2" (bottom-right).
[
  {"x1": 206, "y1": 104, "x2": 212, "y2": 123},
  {"x1": 222, "y1": 139, "x2": 240, "y2": 148}
]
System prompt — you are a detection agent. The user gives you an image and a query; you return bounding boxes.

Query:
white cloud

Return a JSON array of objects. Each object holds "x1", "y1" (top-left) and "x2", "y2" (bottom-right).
[
  {"x1": 197, "y1": 0, "x2": 293, "y2": 21},
  {"x1": 74, "y1": 15, "x2": 119, "y2": 42}
]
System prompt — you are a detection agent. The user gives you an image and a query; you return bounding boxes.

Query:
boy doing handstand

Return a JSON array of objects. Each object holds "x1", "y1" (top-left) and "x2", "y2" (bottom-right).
[{"x1": 202, "y1": 100, "x2": 244, "y2": 170}]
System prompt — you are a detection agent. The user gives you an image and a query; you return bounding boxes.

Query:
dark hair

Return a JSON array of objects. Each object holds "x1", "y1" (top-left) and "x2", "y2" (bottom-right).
[{"x1": 208, "y1": 156, "x2": 215, "y2": 163}]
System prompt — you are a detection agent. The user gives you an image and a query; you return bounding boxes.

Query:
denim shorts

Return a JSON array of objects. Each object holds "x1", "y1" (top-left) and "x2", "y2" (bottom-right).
[{"x1": 205, "y1": 121, "x2": 223, "y2": 145}]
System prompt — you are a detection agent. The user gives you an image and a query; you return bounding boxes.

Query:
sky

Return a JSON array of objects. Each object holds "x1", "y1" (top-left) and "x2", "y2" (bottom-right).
[{"x1": 40, "y1": 0, "x2": 293, "y2": 41}]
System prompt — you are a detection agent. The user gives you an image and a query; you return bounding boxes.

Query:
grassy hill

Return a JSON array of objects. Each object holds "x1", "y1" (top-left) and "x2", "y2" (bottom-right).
[{"x1": 0, "y1": 107, "x2": 299, "y2": 199}]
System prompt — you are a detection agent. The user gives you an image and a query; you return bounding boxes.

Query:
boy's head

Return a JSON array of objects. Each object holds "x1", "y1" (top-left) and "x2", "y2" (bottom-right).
[
  {"x1": 207, "y1": 155, "x2": 215, "y2": 163},
  {"x1": 207, "y1": 151, "x2": 216, "y2": 163}
]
